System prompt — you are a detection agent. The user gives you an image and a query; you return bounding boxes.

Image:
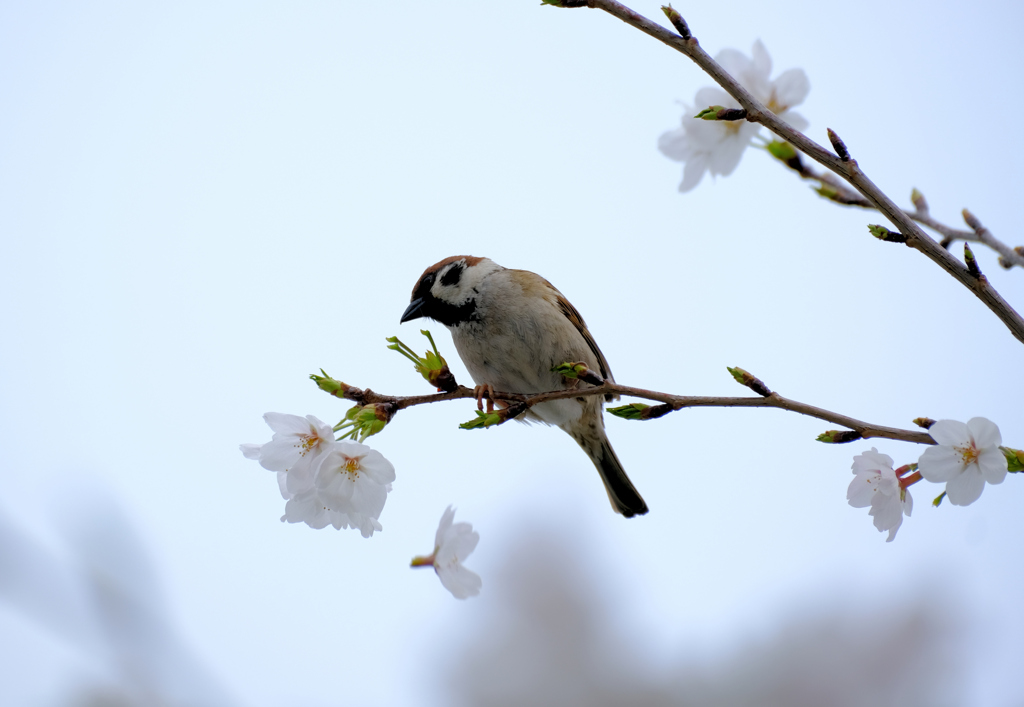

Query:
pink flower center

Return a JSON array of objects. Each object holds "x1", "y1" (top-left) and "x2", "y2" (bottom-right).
[
  {"x1": 297, "y1": 433, "x2": 319, "y2": 457},
  {"x1": 341, "y1": 456, "x2": 361, "y2": 481}
]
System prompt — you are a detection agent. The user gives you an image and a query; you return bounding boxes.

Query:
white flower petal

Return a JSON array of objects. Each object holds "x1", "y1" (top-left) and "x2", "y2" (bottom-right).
[
  {"x1": 918, "y1": 445, "x2": 962, "y2": 482},
  {"x1": 870, "y1": 493, "x2": 904, "y2": 533},
  {"x1": 437, "y1": 564, "x2": 482, "y2": 600},
  {"x1": 715, "y1": 48, "x2": 753, "y2": 79},
  {"x1": 772, "y1": 68, "x2": 810, "y2": 108},
  {"x1": 678, "y1": 152, "x2": 710, "y2": 192},
  {"x1": 779, "y1": 110, "x2": 808, "y2": 132},
  {"x1": 436, "y1": 525, "x2": 480, "y2": 566},
  {"x1": 927, "y1": 419, "x2": 970, "y2": 447},
  {"x1": 977, "y1": 448, "x2": 1008, "y2": 485},
  {"x1": 263, "y1": 412, "x2": 314, "y2": 436},
  {"x1": 750, "y1": 40, "x2": 772, "y2": 79},
  {"x1": 708, "y1": 128, "x2": 754, "y2": 176},
  {"x1": 332, "y1": 439, "x2": 371, "y2": 458},
  {"x1": 255, "y1": 437, "x2": 300, "y2": 472},
  {"x1": 348, "y1": 475, "x2": 389, "y2": 522},
  {"x1": 967, "y1": 417, "x2": 1001, "y2": 450},
  {"x1": 282, "y1": 491, "x2": 329, "y2": 529},
  {"x1": 851, "y1": 448, "x2": 893, "y2": 476},
  {"x1": 354, "y1": 516, "x2": 383, "y2": 539},
  {"x1": 657, "y1": 127, "x2": 690, "y2": 161},
  {"x1": 945, "y1": 467, "x2": 986, "y2": 506},
  {"x1": 694, "y1": 86, "x2": 735, "y2": 110},
  {"x1": 885, "y1": 519, "x2": 903, "y2": 542},
  {"x1": 847, "y1": 473, "x2": 878, "y2": 508},
  {"x1": 435, "y1": 505, "x2": 456, "y2": 549},
  {"x1": 357, "y1": 449, "x2": 397, "y2": 485},
  {"x1": 240, "y1": 443, "x2": 262, "y2": 460}
]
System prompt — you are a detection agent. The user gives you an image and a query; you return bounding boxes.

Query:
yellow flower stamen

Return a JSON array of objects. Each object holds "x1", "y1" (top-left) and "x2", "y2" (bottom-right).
[
  {"x1": 296, "y1": 433, "x2": 319, "y2": 457},
  {"x1": 341, "y1": 456, "x2": 361, "y2": 481},
  {"x1": 955, "y1": 443, "x2": 980, "y2": 466}
]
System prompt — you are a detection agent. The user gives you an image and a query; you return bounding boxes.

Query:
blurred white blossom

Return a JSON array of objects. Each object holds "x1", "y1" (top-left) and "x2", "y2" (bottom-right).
[
  {"x1": 658, "y1": 40, "x2": 809, "y2": 192},
  {"x1": 411, "y1": 506, "x2": 481, "y2": 599},
  {"x1": 918, "y1": 417, "x2": 1006, "y2": 506},
  {"x1": 847, "y1": 448, "x2": 912, "y2": 542}
]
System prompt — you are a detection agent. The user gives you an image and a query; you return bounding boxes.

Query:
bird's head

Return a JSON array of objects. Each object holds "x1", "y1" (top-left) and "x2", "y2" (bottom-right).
[{"x1": 400, "y1": 256, "x2": 501, "y2": 327}]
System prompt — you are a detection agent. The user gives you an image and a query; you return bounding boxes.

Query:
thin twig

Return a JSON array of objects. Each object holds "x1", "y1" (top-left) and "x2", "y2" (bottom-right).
[
  {"x1": 335, "y1": 381, "x2": 934, "y2": 446},
  {"x1": 778, "y1": 156, "x2": 1024, "y2": 270},
  {"x1": 565, "y1": 0, "x2": 1024, "y2": 344}
]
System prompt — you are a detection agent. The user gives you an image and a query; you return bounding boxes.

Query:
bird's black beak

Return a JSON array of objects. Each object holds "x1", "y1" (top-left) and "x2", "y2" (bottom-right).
[{"x1": 400, "y1": 297, "x2": 426, "y2": 323}]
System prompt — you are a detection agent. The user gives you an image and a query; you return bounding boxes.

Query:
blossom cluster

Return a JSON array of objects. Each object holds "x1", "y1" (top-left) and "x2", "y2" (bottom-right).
[
  {"x1": 848, "y1": 417, "x2": 1010, "y2": 541},
  {"x1": 241, "y1": 413, "x2": 481, "y2": 599},
  {"x1": 659, "y1": 40, "x2": 810, "y2": 192},
  {"x1": 241, "y1": 412, "x2": 395, "y2": 538}
]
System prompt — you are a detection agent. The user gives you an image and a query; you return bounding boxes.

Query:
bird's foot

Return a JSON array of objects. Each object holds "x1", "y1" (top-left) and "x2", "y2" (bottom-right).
[{"x1": 474, "y1": 384, "x2": 496, "y2": 413}]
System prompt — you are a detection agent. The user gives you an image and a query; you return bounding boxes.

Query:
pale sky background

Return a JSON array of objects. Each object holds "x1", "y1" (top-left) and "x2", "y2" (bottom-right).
[{"x1": 2, "y1": 1, "x2": 1023, "y2": 706}]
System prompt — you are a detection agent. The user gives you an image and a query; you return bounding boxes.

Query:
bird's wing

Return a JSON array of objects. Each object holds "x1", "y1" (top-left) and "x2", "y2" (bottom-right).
[{"x1": 552, "y1": 290, "x2": 614, "y2": 384}]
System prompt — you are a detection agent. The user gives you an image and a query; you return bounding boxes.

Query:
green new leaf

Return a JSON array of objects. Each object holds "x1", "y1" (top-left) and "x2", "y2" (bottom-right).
[
  {"x1": 815, "y1": 184, "x2": 840, "y2": 200},
  {"x1": 766, "y1": 140, "x2": 798, "y2": 161},
  {"x1": 933, "y1": 491, "x2": 947, "y2": 507},
  {"x1": 387, "y1": 330, "x2": 457, "y2": 391},
  {"x1": 552, "y1": 362, "x2": 589, "y2": 379},
  {"x1": 608, "y1": 403, "x2": 650, "y2": 420},
  {"x1": 459, "y1": 409, "x2": 503, "y2": 430},
  {"x1": 694, "y1": 106, "x2": 725, "y2": 120},
  {"x1": 310, "y1": 369, "x2": 349, "y2": 398}
]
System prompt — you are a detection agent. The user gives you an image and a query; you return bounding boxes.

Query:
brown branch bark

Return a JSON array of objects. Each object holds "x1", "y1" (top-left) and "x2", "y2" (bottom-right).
[
  {"x1": 778, "y1": 158, "x2": 1024, "y2": 270},
  {"x1": 336, "y1": 380, "x2": 934, "y2": 446}
]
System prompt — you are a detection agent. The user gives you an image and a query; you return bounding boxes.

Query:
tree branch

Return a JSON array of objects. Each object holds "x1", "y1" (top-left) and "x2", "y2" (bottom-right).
[
  {"x1": 560, "y1": 0, "x2": 1024, "y2": 344},
  {"x1": 328, "y1": 378, "x2": 934, "y2": 446},
  {"x1": 777, "y1": 155, "x2": 1024, "y2": 270}
]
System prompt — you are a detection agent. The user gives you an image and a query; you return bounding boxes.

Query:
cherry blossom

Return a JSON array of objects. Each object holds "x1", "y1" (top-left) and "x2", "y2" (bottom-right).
[
  {"x1": 242, "y1": 414, "x2": 396, "y2": 536},
  {"x1": 847, "y1": 448, "x2": 912, "y2": 542},
  {"x1": 918, "y1": 417, "x2": 1007, "y2": 506},
  {"x1": 658, "y1": 40, "x2": 809, "y2": 192},
  {"x1": 411, "y1": 506, "x2": 481, "y2": 599},
  {"x1": 240, "y1": 412, "x2": 335, "y2": 496}
]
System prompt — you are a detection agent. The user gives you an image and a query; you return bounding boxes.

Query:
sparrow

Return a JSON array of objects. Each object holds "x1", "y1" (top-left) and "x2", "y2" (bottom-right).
[{"x1": 400, "y1": 256, "x2": 648, "y2": 517}]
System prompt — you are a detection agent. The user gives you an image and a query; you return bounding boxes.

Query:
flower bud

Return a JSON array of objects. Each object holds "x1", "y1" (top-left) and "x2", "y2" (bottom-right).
[
  {"x1": 387, "y1": 330, "x2": 459, "y2": 392},
  {"x1": 310, "y1": 370, "x2": 357, "y2": 399},
  {"x1": 867, "y1": 224, "x2": 907, "y2": 243},
  {"x1": 552, "y1": 362, "x2": 605, "y2": 386},
  {"x1": 816, "y1": 430, "x2": 863, "y2": 444},
  {"x1": 726, "y1": 367, "x2": 771, "y2": 397},
  {"x1": 1002, "y1": 446, "x2": 1024, "y2": 473}
]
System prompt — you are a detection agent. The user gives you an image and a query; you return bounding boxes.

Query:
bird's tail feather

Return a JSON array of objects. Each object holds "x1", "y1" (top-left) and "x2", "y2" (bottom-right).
[{"x1": 573, "y1": 431, "x2": 648, "y2": 518}]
